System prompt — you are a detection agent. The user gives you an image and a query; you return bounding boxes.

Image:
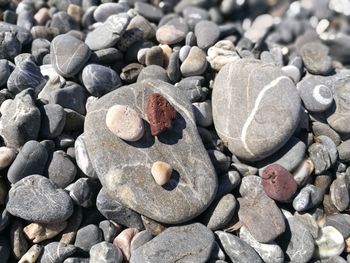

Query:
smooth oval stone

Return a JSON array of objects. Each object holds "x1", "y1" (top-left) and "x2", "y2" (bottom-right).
[
  {"x1": 38, "y1": 242, "x2": 76, "y2": 263},
  {"x1": 338, "y1": 140, "x2": 350, "y2": 162},
  {"x1": 82, "y1": 64, "x2": 122, "y2": 97},
  {"x1": 330, "y1": 174, "x2": 350, "y2": 212},
  {"x1": 85, "y1": 13, "x2": 131, "y2": 51},
  {"x1": 293, "y1": 184, "x2": 324, "y2": 212},
  {"x1": 0, "y1": 89, "x2": 41, "y2": 149},
  {"x1": 127, "y1": 15, "x2": 155, "y2": 40},
  {"x1": 192, "y1": 100, "x2": 213, "y2": 127},
  {"x1": 7, "y1": 60, "x2": 46, "y2": 95},
  {"x1": 90, "y1": 241, "x2": 123, "y2": 263},
  {"x1": 300, "y1": 42, "x2": 332, "y2": 75},
  {"x1": 147, "y1": 93, "x2": 176, "y2": 136},
  {"x1": 130, "y1": 223, "x2": 214, "y2": 263},
  {"x1": 84, "y1": 79, "x2": 217, "y2": 224},
  {"x1": 212, "y1": 58, "x2": 301, "y2": 161},
  {"x1": 93, "y1": 3, "x2": 128, "y2": 22},
  {"x1": 238, "y1": 192, "x2": 286, "y2": 243},
  {"x1": 74, "y1": 134, "x2": 97, "y2": 179},
  {"x1": 315, "y1": 226, "x2": 345, "y2": 259},
  {"x1": 6, "y1": 175, "x2": 73, "y2": 224},
  {"x1": 239, "y1": 226, "x2": 284, "y2": 263},
  {"x1": 48, "y1": 151, "x2": 76, "y2": 189},
  {"x1": 278, "y1": 216, "x2": 315, "y2": 263},
  {"x1": 106, "y1": 104, "x2": 144, "y2": 142},
  {"x1": 195, "y1": 20, "x2": 220, "y2": 50},
  {"x1": 51, "y1": 34, "x2": 91, "y2": 78},
  {"x1": 151, "y1": 161, "x2": 172, "y2": 186},
  {"x1": 74, "y1": 224, "x2": 102, "y2": 253},
  {"x1": 180, "y1": 46, "x2": 207, "y2": 77},
  {"x1": 216, "y1": 231, "x2": 263, "y2": 263},
  {"x1": 134, "y1": 2, "x2": 163, "y2": 22},
  {"x1": 261, "y1": 164, "x2": 298, "y2": 202},
  {"x1": 156, "y1": 18, "x2": 188, "y2": 45},
  {"x1": 7, "y1": 140, "x2": 48, "y2": 184},
  {"x1": 39, "y1": 104, "x2": 66, "y2": 139},
  {"x1": 298, "y1": 83, "x2": 333, "y2": 113},
  {"x1": 312, "y1": 122, "x2": 341, "y2": 146},
  {"x1": 137, "y1": 65, "x2": 170, "y2": 83}
]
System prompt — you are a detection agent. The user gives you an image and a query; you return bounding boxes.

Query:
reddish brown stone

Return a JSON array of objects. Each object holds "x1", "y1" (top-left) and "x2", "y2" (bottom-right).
[
  {"x1": 147, "y1": 93, "x2": 176, "y2": 136},
  {"x1": 261, "y1": 164, "x2": 298, "y2": 202}
]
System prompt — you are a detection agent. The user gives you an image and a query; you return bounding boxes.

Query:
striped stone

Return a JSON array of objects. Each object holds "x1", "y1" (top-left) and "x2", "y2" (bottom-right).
[{"x1": 212, "y1": 58, "x2": 301, "y2": 161}]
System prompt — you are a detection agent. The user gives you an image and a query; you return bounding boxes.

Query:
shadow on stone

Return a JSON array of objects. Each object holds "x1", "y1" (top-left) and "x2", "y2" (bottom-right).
[
  {"x1": 157, "y1": 112, "x2": 186, "y2": 145},
  {"x1": 163, "y1": 169, "x2": 180, "y2": 191},
  {"x1": 125, "y1": 120, "x2": 155, "y2": 148}
]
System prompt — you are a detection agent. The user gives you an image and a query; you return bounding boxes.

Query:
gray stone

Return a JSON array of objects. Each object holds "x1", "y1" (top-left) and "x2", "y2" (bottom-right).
[
  {"x1": 180, "y1": 46, "x2": 207, "y2": 77},
  {"x1": 293, "y1": 184, "x2": 324, "y2": 212},
  {"x1": 207, "y1": 150, "x2": 231, "y2": 175},
  {"x1": 195, "y1": 20, "x2": 220, "y2": 50},
  {"x1": 7, "y1": 140, "x2": 48, "y2": 184},
  {"x1": 99, "y1": 220, "x2": 121, "y2": 243},
  {"x1": 130, "y1": 223, "x2": 215, "y2": 263},
  {"x1": 47, "y1": 150, "x2": 76, "y2": 188},
  {"x1": 312, "y1": 122, "x2": 341, "y2": 146},
  {"x1": 85, "y1": 13, "x2": 130, "y2": 51},
  {"x1": 0, "y1": 21, "x2": 32, "y2": 45},
  {"x1": 308, "y1": 143, "x2": 331, "y2": 175},
  {"x1": 239, "y1": 226, "x2": 284, "y2": 263},
  {"x1": 7, "y1": 60, "x2": 46, "y2": 95},
  {"x1": 330, "y1": 174, "x2": 350, "y2": 212},
  {"x1": 10, "y1": 220, "x2": 28, "y2": 259},
  {"x1": 239, "y1": 175, "x2": 264, "y2": 198},
  {"x1": 216, "y1": 231, "x2": 263, "y2": 263},
  {"x1": 50, "y1": 11, "x2": 79, "y2": 34},
  {"x1": 93, "y1": 48, "x2": 123, "y2": 65},
  {"x1": 81, "y1": 64, "x2": 121, "y2": 97},
  {"x1": 0, "y1": 59, "x2": 10, "y2": 86},
  {"x1": 300, "y1": 42, "x2": 332, "y2": 75},
  {"x1": 84, "y1": 79, "x2": 217, "y2": 224},
  {"x1": 74, "y1": 224, "x2": 102, "y2": 253},
  {"x1": 39, "y1": 104, "x2": 66, "y2": 139},
  {"x1": 207, "y1": 40, "x2": 239, "y2": 71},
  {"x1": 51, "y1": 34, "x2": 91, "y2": 77},
  {"x1": 63, "y1": 258, "x2": 89, "y2": 263},
  {"x1": 137, "y1": 65, "x2": 170, "y2": 83},
  {"x1": 317, "y1": 135, "x2": 338, "y2": 165},
  {"x1": 338, "y1": 140, "x2": 350, "y2": 162},
  {"x1": 212, "y1": 58, "x2": 301, "y2": 161},
  {"x1": 156, "y1": 18, "x2": 188, "y2": 45},
  {"x1": 0, "y1": 32, "x2": 21, "y2": 60},
  {"x1": 74, "y1": 134, "x2": 97, "y2": 179},
  {"x1": 127, "y1": 15, "x2": 155, "y2": 40},
  {"x1": 179, "y1": 45, "x2": 191, "y2": 62},
  {"x1": 64, "y1": 108, "x2": 85, "y2": 132},
  {"x1": 200, "y1": 194, "x2": 236, "y2": 230},
  {"x1": 298, "y1": 82, "x2": 333, "y2": 113},
  {"x1": 326, "y1": 214, "x2": 350, "y2": 239},
  {"x1": 183, "y1": 6, "x2": 209, "y2": 29},
  {"x1": 145, "y1": 46, "x2": 163, "y2": 67},
  {"x1": 282, "y1": 65, "x2": 301, "y2": 84},
  {"x1": 294, "y1": 212, "x2": 320, "y2": 238},
  {"x1": 238, "y1": 192, "x2": 286, "y2": 243},
  {"x1": 90, "y1": 241, "x2": 123, "y2": 263},
  {"x1": 93, "y1": 3, "x2": 128, "y2": 22},
  {"x1": 192, "y1": 100, "x2": 213, "y2": 127},
  {"x1": 0, "y1": 89, "x2": 41, "y2": 148},
  {"x1": 167, "y1": 50, "x2": 181, "y2": 83},
  {"x1": 256, "y1": 137, "x2": 306, "y2": 175},
  {"x1": 216, "y1": 170, "x2": 241, "y2": 198},
  {"x1": 38, "y1": 242, "x2": 76, "y2": 263},
  {"x1": 134, "y1": 2, "x2": 163, "y2": 22},
  {"x1": 66, "y1": 178, "x2": 99, "y2": 208},
  {"x1": 130, "y1": 230, "x2": 153, "y2": 253},
  {"x1": 175, "y1": 76, "x2": 208, "y2": 102},
  {"x1": 278, "y1": 216, "x2": 315, "y2": 263},
  {"x1": 7, "y1": 175, "x2": 73, "y2": 224},
  {"x1": 96, "y1": 188, "x2": 144, "y2": 229}
]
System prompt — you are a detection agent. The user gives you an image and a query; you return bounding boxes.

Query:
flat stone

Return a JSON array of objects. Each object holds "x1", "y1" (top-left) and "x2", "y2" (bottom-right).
[
  {"x1": 81, "y1": 64, "x2": 122, "y2": 97},
  {"x1": 330, "y1": 174, "x2": 350, "y2": 212},
  {"x1": 180, "y1": 46, "x2": 208, "y2": 77},
  {"x1": 294, "y1": 212, "x2": 320, "y2": 238},
  {"x1": 147, "y1": 93, "x2": 176, "y2": 136},
  {"x1": 326, "y1": 214, "x2": 350, "y2": 239},
  {"x1": 84, "y1": 79, "x2": 217, "y2": 224},
  {"x1": 90, "y1": 241, "x2": 123, "y2": 263},
  {"x1": 130, "y1": 223, "x2": 215, "y2": 263},
  {"x1": 137, "y1": 65, "x2": 170, "y2": 83},
  {"x1": 93, "y1": 3, "x2": 128, "y2": 22},
  {"x1": 106, "y1": 104, "x2": 144, "y2": 141},
  {"x1": 238, "y1": 192, "x2": 286, "y2": 243},
  {"x1": 216, "y1": 230, "x2": 263, "y2": 263},
  {"x1": 338, "y1": 140, "x2": 350, "y2": 162},
  {"x1": 38, "y1": 242, "x2": 76, "y2": 263},
  {"x1": 240, "y1": 226, "x2": 284, "y2": 263},
  {"x1": 134, "y1": 2, "x2": 163, "y2": 22},
  {"x1": 315, "y1": 226, "x2": 345, "y2": 259},
  {"x1": 96, "y1": 188, "x2": 144, "y2": 229},
  {"x1": 47, "y1": 150, "x2": 76, "y2": 188},
  {"x1": 195, "y1": 20, "x2": 220, "y2": 50},
  {"x1": 51, "y1": 34, "x2": 91, "y2": 77},
  {"x1": 277, "y1": 216, "x2": 315, "y2": 263},
  {"x1": 261, "y1": 164, "x2": 298, "y2": 202},
  {"x1": 212, "y1": 58, "x2": 301, "y2": 161},
  {"x1": 300, "y1": 42, "x2": 332, "y2": 75},
  {"x1": 298, "y1": 83, "x2": 333, "y2": 113},
  {"x1": 156, "y1": 18, "x2": 188, "y2": 45},
  {"x1": 6, "y1": 175, "x2": 73, "y2": 224},
  {"x1": 74, "y1": 224, "x2": 102, "y2": 253},
  {"x1": 200, "y1": 194, "x2": 236, "y2": 230},
  {"x1": 7, "y1": 60, "x2": 46, "y2": 95},
  {"x1": 239, "y1": 175, "x2": 264, "y2": 198},
  {"x1": 85, "y1": 13, "x2": 130, "y2": 51},
  {"x1": 7, "y1": 140, "x2": 48, "y2": 184},
  {"x1": 293, "y1": 184, "x2": 324, "y2": 212},
  {"x1": 317, "y1": 135, "x2": 338, "y2": 165}
]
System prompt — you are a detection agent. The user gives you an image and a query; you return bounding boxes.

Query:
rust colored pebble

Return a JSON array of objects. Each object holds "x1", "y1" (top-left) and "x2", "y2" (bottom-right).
[
  {"x1": 261, "y1": 164, "x2": 298, "y2": 202},
  {"x1": 147, "y1": 93, "x2": 176, "y2": 136}
]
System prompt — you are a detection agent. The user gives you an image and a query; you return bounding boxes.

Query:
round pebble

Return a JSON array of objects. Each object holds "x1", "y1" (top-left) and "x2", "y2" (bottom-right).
[
  {"x1": 315, "y1": 226, "x2": 345, "y2": 259},
  {"x1": 151, "y1": 161, "x2": 172, "y2": 186}
]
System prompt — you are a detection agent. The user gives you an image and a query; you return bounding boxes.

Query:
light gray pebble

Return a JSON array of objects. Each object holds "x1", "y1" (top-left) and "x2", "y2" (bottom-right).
[
  {"x1": 156, "y1": 17, "x2": 188, "y2": 45},
  {"x1": 74, "y1": 224, "x2": 103, "y2": 253},
  {"x1": 312, "y1": 122, "x2": 341, "y2": 146},
  {"x1": 99, "y1": 220, "x2": 121, "y2": 243},
  {"x1": 195, "y1": 20, "x2": 220, "y2": 50},
  {"x1": 179, "y1": 45, "x2": 191, "y2": 62},
  {"x1": 192, "y1": 100, "x2": 213, "y2": 127},
  {"x1": 180, "y1": 46, "x2": 207, "y2": 77},
  {"x1": 308, "y1": 143, "x2": 332, "y2": 175},
  {"x1": 317, "y1": 135, "x2": 338, "y2": 165},
  {"x1": 47, "y1": 150, "x2": 76, "y2": 188},
  {"x1": 293, "y1": 184, "x2": 324, "y2": 212},
  {"x1": 337, "y1": 140, "x2": 350, "y2": 162},
  {"x1": 93, "y1": 2, "x2": 129, "y2": 22},
  {"x1": 75, "y1": 134, "x2": 97, "y2": 179},
  {"x1": 130, "y1": 230, "x2": 153, "y2": 253},
  {"x1": 330, "y1": 174, "x2": 350, "y2": 212},
  {"x1": 90, "y1": 241, "x2": 123, "y2": 263},
  {"x1": 137, "y1": 65, "x2": 170, "y2": 83},
  {"x1": 38, "y1": 242, "x2": 76, "y2": 263},
  {"x1": 66, "y1": 178, "x2": 100, "y2": 208}
]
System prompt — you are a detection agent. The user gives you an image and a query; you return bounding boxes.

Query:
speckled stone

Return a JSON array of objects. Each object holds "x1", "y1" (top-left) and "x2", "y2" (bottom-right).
[{"x1": 212, "y1": 58, "x2": 301, "y2": 161}]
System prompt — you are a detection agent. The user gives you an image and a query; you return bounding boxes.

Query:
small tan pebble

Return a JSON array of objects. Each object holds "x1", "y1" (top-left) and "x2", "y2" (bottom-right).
[
  {"x1": 159, "y1": 44, "x2": 172, "y2": 67},
  {"x1": 106, "y1": 105, "x2": 144, "y2": 142},
  {"x1": 18, "y1": 244, "x2": 42, "y2": 263},
  {"x1": 346, "y1": 237, "x2": 350, "y2": 253},
  {"x1": 0, "y1": 146, "x2": 16, "y2": 170},
  {"x1": 23, "y1": 221, "x2": 67, "y2": 243},
  {"x1": 151, "y1": 161, "x2": 172, "y2": 186},
  {"x1": 34, "y1": 7, "x2": 50, "y2": 25},
  {"x1": 113, "y1": 228, "x2": 139, "y2": 261},
  {"x1": 67, "y1": 4, "x2": 82, "y2": 22}
]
